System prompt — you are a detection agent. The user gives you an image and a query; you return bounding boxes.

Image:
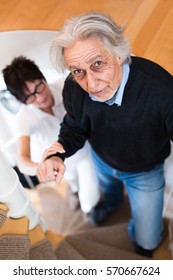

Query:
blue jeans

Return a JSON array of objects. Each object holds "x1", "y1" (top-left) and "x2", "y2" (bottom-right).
[{"x1": 91, "y1": 149, "x2": 165, "y2": 250}]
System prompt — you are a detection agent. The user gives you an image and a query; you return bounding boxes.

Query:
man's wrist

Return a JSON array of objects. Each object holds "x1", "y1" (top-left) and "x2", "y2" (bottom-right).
[{"x1": 45, "y1": 152, "x2": 66, "y2": 161}]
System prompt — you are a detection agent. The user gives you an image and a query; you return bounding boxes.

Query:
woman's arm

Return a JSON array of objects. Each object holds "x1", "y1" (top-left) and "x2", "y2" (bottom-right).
[{"x1": 17, "y1": 135, "x2": 39, "y2": 176}]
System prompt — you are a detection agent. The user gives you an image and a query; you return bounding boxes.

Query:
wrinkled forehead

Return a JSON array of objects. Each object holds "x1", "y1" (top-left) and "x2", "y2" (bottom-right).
[{"x1": 64, "y1": 37, "x2": 111, "y2": 69}]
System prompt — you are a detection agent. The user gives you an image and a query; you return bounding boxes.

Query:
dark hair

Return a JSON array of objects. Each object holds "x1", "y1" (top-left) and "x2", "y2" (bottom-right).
[{"x1": 2, "y1": 56, "x2": 46, "y2": 103}]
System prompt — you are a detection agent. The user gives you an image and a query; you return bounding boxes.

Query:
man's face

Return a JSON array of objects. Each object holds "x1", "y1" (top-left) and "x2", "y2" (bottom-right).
[{"x1": 64, "y1": 36, "x2": 123, "y2": 101}]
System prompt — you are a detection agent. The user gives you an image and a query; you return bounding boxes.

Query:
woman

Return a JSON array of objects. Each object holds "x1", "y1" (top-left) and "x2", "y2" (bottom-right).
[{"x1": 2, "y1": 56, "x2": 100, "y2": 214}]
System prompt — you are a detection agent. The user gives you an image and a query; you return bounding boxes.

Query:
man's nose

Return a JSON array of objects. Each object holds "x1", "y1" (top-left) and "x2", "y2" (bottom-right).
[{"x1": 87, "y1": 72, "x2": 98, "y2": 91}]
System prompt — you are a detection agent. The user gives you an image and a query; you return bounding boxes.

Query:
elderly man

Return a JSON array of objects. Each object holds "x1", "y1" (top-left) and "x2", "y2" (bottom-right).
[{"x1": 36, "y1": 12, "x2": 173, "y2": 257}]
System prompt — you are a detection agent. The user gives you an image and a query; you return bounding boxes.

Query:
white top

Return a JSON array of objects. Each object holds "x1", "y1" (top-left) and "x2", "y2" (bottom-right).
[
  {"x1": 16, "y1": 80, "x2": 66, "y2": 162},
  {"x1": 16, "y1": 79, "x2": 100, "y2": 212}
]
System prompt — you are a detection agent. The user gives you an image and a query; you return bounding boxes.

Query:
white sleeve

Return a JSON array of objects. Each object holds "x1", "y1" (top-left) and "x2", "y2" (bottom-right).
[
  {"x1": 49, "y1": 78, "x2": 65, "y2": 106},
  {"x1": 16, "y1": 105, "x2": 36, "y2": 137}
]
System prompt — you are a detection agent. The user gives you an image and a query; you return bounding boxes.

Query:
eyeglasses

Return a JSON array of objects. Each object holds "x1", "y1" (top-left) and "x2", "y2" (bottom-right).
[{"x1": 24, "y1": 80, "x2": 46, "y2": 104}]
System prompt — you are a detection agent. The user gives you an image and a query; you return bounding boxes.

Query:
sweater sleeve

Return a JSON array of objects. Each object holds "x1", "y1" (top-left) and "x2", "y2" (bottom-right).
[
  {"x1": 58, "y1": 76, "x2": 88, "y2": 158},
  {"x1": 160, "y1": 87, "x2": 173, "y2": 141}
]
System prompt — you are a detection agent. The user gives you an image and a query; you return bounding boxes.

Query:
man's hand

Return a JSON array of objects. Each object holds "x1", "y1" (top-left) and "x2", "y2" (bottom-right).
[{"x1": 36, "y1": 156, "x2": 65, "y2": 184}]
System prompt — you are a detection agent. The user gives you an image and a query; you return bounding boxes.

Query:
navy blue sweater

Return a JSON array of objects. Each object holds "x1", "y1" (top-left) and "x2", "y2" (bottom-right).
[{"x1": 58, "y1": 56, "x2": 173, "y2": 172}]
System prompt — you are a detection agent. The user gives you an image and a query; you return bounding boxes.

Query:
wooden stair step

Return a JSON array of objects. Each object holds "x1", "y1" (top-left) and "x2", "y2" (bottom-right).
[
  {"x1": 30, "y1": 186, "x2": 68, "y2": 234},
  {"x1": 69, "y1": 195, "x2": 131, "y2": 234},
  {"x1": 0, "y1": 203, "x2": 8, "y2": 228},
  {"x1": 54, "y1": 239, "x2": 85, "y2": 260},
  {"x1": 66, "y1": 235, "x2": 148, "y2": 260},
  {"x1": 62, "y1": 209, "x2": 84, "y2": 234},
  {"x1": 69, "y1": 223, "x2": 134, "y2": 253}
]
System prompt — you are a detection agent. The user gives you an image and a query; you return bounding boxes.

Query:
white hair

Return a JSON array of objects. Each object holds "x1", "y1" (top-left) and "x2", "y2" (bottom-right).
[{"x1": 51, "y1": 11, "x2": 131, "y2": 73}]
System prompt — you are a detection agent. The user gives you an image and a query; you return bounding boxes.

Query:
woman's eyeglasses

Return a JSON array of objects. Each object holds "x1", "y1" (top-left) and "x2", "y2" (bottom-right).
[{"x1": 24, "y1": 80, "x2": 46, "y2": 104}]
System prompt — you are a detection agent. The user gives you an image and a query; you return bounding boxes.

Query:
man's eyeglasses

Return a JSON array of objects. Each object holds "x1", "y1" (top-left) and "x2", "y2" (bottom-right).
[{"x1": 24, "y1": 80, "x2": 46, "y2": 104}]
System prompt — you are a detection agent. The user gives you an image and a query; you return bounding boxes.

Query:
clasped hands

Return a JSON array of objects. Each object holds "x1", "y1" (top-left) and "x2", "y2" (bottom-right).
[{"x1": 36, "y1": 142, "x2": 66, "y2": 183}]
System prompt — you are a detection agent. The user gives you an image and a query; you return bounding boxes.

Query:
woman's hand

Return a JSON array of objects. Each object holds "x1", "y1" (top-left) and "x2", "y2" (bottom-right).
[{"x1": 42, "y1": 142, "x2": 65, "y2": 162}]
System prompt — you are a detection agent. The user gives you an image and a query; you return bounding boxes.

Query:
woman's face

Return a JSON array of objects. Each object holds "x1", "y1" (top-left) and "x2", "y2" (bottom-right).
[
  {"x1": 23, "y1": 80, "x2": 53, "y2": 109},
  {"x1": 64, "y1": 36, "x2": 123, "y2": 101}
]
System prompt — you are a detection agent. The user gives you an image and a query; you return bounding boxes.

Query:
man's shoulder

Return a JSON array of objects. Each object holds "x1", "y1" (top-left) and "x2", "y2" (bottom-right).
[
  {"x1": 64, "y1": 73, "x2": 85, "y2": 97},
  {"x1": 131, "y1": 56, "x2": 173, "y2": 85},
  {"x1": 65, "y1": 73, "x2": 82, "y2": 89},
  {"x1": 131, "y1": 56, "x2": 162, "y2": 69},
  {"x1": 131, "y1": 56, "x2": 171, "y2": 74}
]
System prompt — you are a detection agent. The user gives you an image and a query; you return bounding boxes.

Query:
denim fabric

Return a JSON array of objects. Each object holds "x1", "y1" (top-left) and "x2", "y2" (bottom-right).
[{"x1": 91, "y1": 149, "x2": 165, "y2": 250}]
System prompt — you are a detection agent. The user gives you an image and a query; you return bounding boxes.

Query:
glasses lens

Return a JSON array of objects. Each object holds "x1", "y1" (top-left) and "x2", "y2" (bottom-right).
[
  {"x1": 25, "y1": 95, "x2": 36, "y2": 104},
  {"x1": 24, "y1": 81, "x2": 46, "y2": 104},
  {"x1": 36, "y1": 81, "x2": 45, "y2": 93}
]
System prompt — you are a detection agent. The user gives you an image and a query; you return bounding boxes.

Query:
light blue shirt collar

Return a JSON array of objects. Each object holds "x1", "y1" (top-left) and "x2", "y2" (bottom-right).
[{"x1": 89, "y1": 63, "x2": 130, "y2": 106}]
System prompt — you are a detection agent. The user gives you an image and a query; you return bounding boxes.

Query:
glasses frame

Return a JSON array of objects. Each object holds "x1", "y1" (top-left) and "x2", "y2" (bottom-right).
[{"x1": 24, "y1": 80, "x2": 46, "y2": 104}]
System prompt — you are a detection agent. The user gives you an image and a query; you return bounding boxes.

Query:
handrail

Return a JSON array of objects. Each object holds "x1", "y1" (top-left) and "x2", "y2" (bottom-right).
[{"x1": 0, "y1": 151, "x2": 46, "y2": 231}]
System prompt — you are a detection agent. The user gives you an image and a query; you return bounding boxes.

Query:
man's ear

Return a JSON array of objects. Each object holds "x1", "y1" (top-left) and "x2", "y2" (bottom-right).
[{"x1": 116, "y1": 56, "x2": 123, "y2": 65}]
